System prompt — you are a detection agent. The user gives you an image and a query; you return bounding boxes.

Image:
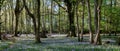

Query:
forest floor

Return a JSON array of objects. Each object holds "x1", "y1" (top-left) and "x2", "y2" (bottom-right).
[{"x1": 0, "y1": 34, "x2": 120, "y2": 51}]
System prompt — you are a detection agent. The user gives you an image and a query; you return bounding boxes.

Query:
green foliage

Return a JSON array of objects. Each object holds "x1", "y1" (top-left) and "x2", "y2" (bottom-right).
[
  {"x1": 103, "y1": 6, "x2": 120, "y2": 31},
  {"x1": 0, "y1": 0, "x2": 120, "y2": 34}
]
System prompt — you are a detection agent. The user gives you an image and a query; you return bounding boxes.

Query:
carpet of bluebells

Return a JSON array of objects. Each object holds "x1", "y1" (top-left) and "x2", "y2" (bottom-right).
[{"x1": 0, "y1": 34, "x2": 120, "y2": 51}]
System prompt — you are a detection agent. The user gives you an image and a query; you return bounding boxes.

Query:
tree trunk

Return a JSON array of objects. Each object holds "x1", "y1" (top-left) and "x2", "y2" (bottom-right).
[
  {"x1": 23, "y1": 0, "x2": 41, "y2": 43},
  {"x1": 59, "y1": 6, "x2": 61, "y2": 34},
  {"x1": 36, "y1": 0, "x2": 41, "y2": 43},
  {"x1": 80, "y1": 0, "x2": 85, "y2": 41},
  {"x1": 0, "y1": 1, "x2": 5, "y2": 33},
  {"x1": 86, "y1": 0, "x2": 94, "y2": 44},
  {"x1": 50, "y1": 1, "x2": 53, "y2": 34},
  {"x1": 94, "y1": 0, "x2": 102, "y2": 45},
  {"x1": 76, "y1": 2, "x2": 80, "y2": 41},
  {"x1": 41, "y1": 16, "x2": 47, "y2": 38},
  {"x1": 0, "y1": 34, "x2": 1, "y2": 40},
  {"x1": 5, "y1": 6, "x2": 7, "y2": 33},
  {"x1": 40, "y1": 0, "x2": 47, "y2": 38},
  {"x1": 68, "y1": 11, "x2": 76, "y2": 37},
  {"x1": 94, "y1": 0, "x2": 98, "y2": 34},
  {"x1": 0, "y1": 23, "x2": 1, "y2": 40},
  {"x1": 109, "y1": 0, "x2": 113, "y2": 36},
  {"x1": 65, "y1": 0, "x2": 76, "y2": 37},
  {"x1": 14, "y1": 0, "x2": 23, "y2": 37},
  {"x1": 0, "y1": 0, "x2": 3, "y2": 39},
  {"x1": 14, "y1": 13, "x2": 19, "y2": 37},
  {"x1": 14, "y1": 0, "x2": 20, "y2": 37},
  {"x1": 33, "y1": 17, "x2": 41, "y2": 43},
  {"x1": 0, "y1": 15, "x2": 1, "y2": 40}
]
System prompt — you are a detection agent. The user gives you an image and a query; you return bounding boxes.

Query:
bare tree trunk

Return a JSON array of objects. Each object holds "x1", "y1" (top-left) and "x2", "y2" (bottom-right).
[
  {"x1": 0, "y1": 22, "x2": 2, "y2": 40},
  {"x1": 80, "y1": 0, "x2": 85, "y2": 41},
  {"x1": 114, "y1": 0, "x2": 117, "y2": 36},
  {"x1": 58, "y1": 6, "x2": 61, "y2": 34},
  {"x1": 0, "y1": 0, "x2": 6, "y2": 39},
  {"x1": 94, "y1": 0, "x2": 102, "y2": 45},
  {"x1": 0, "y1": 14, "x2": 1, "y2": 40},
  {"x1": 94, "y1": 0, "x2": 98, "y2": 34},
  {"x1": 68, "y1": 12, "x2": 76, "y2": 37},
  {"x1": 64, "y1": 0, "x2": 76, "y2": 37},
  {"x1": 41, "y1": 16, "x2": 47, "y2": 38},
  {"x1": 40, "y1": 0, "x2": 47, "y2": 38},
  {"x1": 0, "y1": 0, "x2": 3, "y2": 39},
  {"x1": 109, "y1": 0, "x2": 113, "y2": 36},
  {"x1": 14, "y1": 13, "x2": 20, "y2": 36},
  {"x1": 11, "y1": 2, "x2": 14, "y2": 34},
  {"x1": 33, "y1": 17, "x2": 41, "y2": 43},
  {"x1": 5, "y1": 6, "x2": 7, "y2": 33},
  {"x1": 76, "y1": 2, "x2": 80, "y2": 41},
  {"x1": 14, "y1": 0, "x2": 20, "y2": 37},
  {"x1": 14, "y1": 0, "x2": 23, "y2": 37},
  {"x1": 37, "y1": 0, "x2": 42, "y2": 42},
  {"x1": 86, "y1": 0, "x2": 94, "y2": 44},
  {"x1": 23, "y1": 0, "x2": 41, "y2": 43},
  {"x1": 50, "y1": 0, "x2": 53, "y2": 34}
]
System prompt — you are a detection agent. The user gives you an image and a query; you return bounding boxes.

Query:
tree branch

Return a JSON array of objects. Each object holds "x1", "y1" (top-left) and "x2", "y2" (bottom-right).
[
  {"x1": 23, "y1": 0, "x2": 34, "y2": 18},
  {"x1": 53, "y1": 0, "x2": 67, "y2": 12}
]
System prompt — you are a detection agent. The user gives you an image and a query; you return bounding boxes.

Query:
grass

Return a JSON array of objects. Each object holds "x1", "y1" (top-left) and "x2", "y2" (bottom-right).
[{"x1": 0, "y1": 34, "x2": 120, "y2": 51}]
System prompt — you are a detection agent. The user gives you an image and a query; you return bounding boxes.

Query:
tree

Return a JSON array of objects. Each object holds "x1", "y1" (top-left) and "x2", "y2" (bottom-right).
[
  {"x1": 86, "y1": 0, "x2": 94, "y2": 44},
  {"x1": 50, "y1": 0, "x2": 53, "y2": 34},
  {"x1": 108, "y1": 0, "x2": 113, "y2": 36},
  {"x1": 37, "y1": 0, "x2": 41, "y2": 40},
  {"x1": 53, "y1": 0, "x2": 83, "y2": 37},
  {"x1": 94, "y1": 0, "x2": 98, "y2": 34},
  {"x1": 14, "y1": 0, "x2": 24, "y2": 37},
  {"x1": 0, "y1": 0, "x2": 5, "y2": 40},
  {"x1": 64, "y1": 0, "x2": 76, "y2": 37},
  {"x1": 40, "y1": 0, "x2": 47, "y2": 38},
  {"x1": 76, "y1": 1, "x2": 80, "y2": 41},
  {"x1": 23, "y1": 0, "x2": 41, "y2": 43},
  {"x1": 0, "y1": 18, "x2": 1, "y2": 40},
  {"x1": 94, "y1": 0, "x2": 102, "y2": 45},
  {"x1": 80, "y1": 0, "x2": 85, "y2": 42}
]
